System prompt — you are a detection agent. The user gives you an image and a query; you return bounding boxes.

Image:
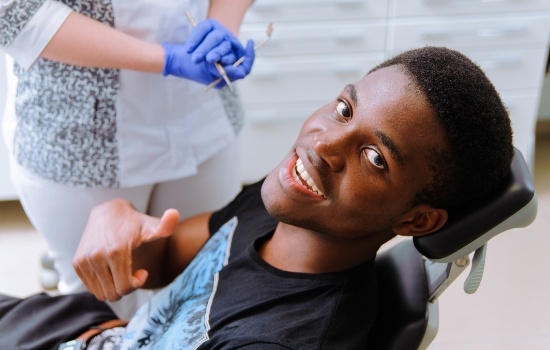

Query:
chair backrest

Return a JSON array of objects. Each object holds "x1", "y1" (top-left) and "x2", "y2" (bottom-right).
[
  {"x1": 365, "y1": 148, "x2": 537, "y2": 349},
  {"x1": 367, "y1": 240, "x2": 428, "y2": 349}
]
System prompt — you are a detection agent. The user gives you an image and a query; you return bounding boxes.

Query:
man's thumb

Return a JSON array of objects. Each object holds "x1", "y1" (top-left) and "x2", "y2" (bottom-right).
[
  {"x1": 155, "y1": 209, "x2": 180, "y2": 238},
  {"x1": 141, "y1": 209, "x2": 180, "y2": 242}
]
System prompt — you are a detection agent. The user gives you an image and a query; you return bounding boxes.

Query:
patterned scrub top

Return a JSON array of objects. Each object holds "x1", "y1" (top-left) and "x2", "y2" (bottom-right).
[{"x1": 0, "y1": 0, "x2": 244, "y2": 188}]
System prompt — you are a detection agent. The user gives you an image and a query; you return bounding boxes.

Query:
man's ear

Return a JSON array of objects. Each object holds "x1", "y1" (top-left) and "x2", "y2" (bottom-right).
[{"x1": 392, "y1": 205, "x2": 448, "y2": 237}]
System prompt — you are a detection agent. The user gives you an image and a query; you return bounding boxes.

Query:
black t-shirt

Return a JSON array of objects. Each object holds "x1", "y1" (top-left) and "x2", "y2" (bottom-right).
[
  {"x1": 204, "y1": 180, "x2": 378, "y2": 349},
  {"x1": 122, "y1": 180, "x2": 378, "y2": 349}
]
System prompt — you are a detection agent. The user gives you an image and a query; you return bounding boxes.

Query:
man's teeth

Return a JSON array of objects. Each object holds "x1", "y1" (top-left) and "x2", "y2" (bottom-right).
[{"x1": 293, "y1": 157, "x2": 325, "y2": 197}]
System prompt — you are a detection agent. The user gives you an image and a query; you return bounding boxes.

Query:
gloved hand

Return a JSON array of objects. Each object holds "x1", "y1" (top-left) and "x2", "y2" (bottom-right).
[
  {"x1": 162, "y1": 41, "x2": 223, "y2": 85},
  {"x1": 163, "y1": 19, "x2": 255, "y2": 88}
]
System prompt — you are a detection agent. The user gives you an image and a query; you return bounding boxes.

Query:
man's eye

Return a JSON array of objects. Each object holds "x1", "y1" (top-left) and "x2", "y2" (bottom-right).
[
  {"x1": 365, "y1": 148, "x2": 385, "y2": 170},
  {"x1": 336, "y1": 100, "x2": 351, "y2": 120}
]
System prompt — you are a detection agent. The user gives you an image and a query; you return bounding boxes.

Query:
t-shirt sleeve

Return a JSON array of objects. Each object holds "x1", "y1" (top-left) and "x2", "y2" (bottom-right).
[
  {"x1": 1, "y1": 0, "x2": 72, "y2": 68},
  {"x1": 208, "y1": 179, "x2": 266, "y2": 236}
]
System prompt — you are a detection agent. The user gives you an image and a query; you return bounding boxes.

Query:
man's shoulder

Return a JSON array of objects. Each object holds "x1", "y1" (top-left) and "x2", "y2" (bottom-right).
[{"x1": 209, "y1": 178, "x2": 269, "y2": 234}]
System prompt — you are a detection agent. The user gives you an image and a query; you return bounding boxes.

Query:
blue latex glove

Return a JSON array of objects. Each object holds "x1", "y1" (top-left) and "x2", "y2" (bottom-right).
[
  {"x1": 163, "y1": 19, "x2": 255, "y2": 88},
  {"x1": 162, "y1": 41, "x2": 222, "y2": 85},
  {"x1": 187, "y1": 19, "x2": 242, "y2": 65}
]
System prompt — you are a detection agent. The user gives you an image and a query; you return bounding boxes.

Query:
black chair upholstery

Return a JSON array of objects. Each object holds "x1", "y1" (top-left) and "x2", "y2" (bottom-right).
[
  {"x1": 366, "y1": 148, "x2": 537, "y2": 349},
  {"x1": 366, "y1": 240, "x2": 428, "y2": 350},
  {"x1": 414, "y1": 148, "x2": 536, "y2": 261}
]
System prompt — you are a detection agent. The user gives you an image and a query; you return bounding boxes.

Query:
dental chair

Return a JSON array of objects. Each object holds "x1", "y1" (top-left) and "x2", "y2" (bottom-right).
[{"x1": 366, "y1": 148, "x2": 538, "y2": 349}]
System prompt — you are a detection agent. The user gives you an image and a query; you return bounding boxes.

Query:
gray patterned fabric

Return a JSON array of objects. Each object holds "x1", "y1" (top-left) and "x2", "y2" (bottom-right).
[
  {"x1": 0, "y1": 0, "x2": 46, "y2": 47},
  {"x1": 6, "y1": 0, "x2": 121, "y2": 187},
  {"x1": 218, "y1": 87, "x2": 244, "y2": 135},
  {"x1": 13, "y1": 61, "x2": 121, "y2": 187}
]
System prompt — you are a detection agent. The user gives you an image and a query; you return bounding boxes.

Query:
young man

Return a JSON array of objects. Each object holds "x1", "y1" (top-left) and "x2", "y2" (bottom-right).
[{"x1": 0, "y1": 46, "x2": 513, "y2": 349}]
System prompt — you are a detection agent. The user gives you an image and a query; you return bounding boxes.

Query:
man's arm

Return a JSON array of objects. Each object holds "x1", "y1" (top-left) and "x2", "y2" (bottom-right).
[{"x1": 73, "y1": 199, "x2": 211, "y2": 302}]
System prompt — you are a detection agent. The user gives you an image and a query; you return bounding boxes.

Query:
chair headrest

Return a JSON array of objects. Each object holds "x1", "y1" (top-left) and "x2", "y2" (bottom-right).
[{"x1": 413, "y1": 148, "x2": 537, "y2": 262}]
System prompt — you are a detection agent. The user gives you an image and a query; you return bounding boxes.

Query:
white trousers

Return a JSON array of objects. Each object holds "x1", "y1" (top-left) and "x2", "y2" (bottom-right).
[{"x1": 10, "y1": 141, "x2": 242, "y2": 318}]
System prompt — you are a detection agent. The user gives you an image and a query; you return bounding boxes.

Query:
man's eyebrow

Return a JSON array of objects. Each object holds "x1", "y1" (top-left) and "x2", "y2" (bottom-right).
[
  {"x1": 375, "y1": 130, "x2": 404, "y2": 165},
  {"x1": 344, "y1": 84, "x2": 358, "y2": 106},
  {"x1": 345, "y1": 83, "x2": 404, "y2": 165}
]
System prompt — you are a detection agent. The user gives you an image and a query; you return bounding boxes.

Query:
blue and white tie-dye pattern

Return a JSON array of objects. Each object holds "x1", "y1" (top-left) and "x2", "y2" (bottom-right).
[{"x1": 120, "y1": 217, "x2": 238, "y2": 349}]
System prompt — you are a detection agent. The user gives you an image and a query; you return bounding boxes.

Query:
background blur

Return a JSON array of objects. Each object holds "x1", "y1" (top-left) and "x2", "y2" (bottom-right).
[{"x1": 1, "y1": 1, "x2": 549, "y2": 349}]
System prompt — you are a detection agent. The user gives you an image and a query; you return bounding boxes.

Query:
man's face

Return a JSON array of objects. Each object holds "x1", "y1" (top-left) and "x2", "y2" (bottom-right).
[{"x1": 261, "y1": 65, "x2": 448, "y2": 239}]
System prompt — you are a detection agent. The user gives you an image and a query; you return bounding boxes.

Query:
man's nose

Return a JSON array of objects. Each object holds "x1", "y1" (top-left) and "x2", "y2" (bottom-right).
[{"x1": 313, "y1": 132, "x2": 347, "y2": 172}]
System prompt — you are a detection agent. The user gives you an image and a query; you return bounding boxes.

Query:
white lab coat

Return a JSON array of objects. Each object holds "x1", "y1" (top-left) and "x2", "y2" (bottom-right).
[{"x1": 1, "y1": 0, "x2": 242, "y2": 188}]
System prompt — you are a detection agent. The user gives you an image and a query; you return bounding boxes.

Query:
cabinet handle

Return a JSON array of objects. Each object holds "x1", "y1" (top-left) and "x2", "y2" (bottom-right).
[
  {"x1": 477, "y1": 24, "x2": 528, "y2": 37},
  {"x1": 421, "y1": 23, "x2": 529, "y2": 40},
  {"x1": 251, "y1": 66, "x2": 278, "y2": 79},
  {"x1": 249, "y1": 112, "x2": 277, "y2": 123},
  {"x1": 252, "y1": 64, "x2": 362, "y2": 77},
  {"x1": 253, "y1": 0, "x2": 365, "y2": 10},
  {"x1": 249, "y1": 112, "x2": 306, "y2": 124},
  {"x1": 335, "y1": 30, "x2": 364, "y2": 42},
  {"x1": 499, "y1": 23, "x2": 529, "y2": 36},
  {"x1": 250, "y1": 0, "x2": 279, "y2": 11},
  {"x1": 479, "y1": 54, "x2": 522, "y2": 69},
  {"x1": 420, "y1": 28, "x2": 450, "y2": 39},
  {"x1": 333, "y1": 64, "x2": 362, "y2": 74},
  {"x1": 424, "y1": 0, "x2": 508, "y2": 3},
  {"x1": 334, "y1": 0, "x2": 364, "y2": 5}
]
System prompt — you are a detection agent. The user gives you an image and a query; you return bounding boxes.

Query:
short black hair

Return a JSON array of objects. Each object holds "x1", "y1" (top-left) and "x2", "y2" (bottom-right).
[{"x1": 369, "y1": 46, "x2": 514, "y2": 210}]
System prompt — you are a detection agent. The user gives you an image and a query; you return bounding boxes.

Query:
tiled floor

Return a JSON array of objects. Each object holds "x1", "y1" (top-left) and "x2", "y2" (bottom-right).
[{"x1": 0, "y1": 128, "x2": 549, "y2": 349}]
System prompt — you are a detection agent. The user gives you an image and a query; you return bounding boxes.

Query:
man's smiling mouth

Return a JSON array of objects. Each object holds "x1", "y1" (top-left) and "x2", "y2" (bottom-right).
[{"x1": 292, "y1": 157, "x2": 326, "y2": 198}]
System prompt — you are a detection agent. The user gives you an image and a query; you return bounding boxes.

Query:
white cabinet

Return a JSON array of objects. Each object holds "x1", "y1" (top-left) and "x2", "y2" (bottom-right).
[
  {"x1": 238, "y1": 0, "x2": 390, "y2": 183},
  {"x1": 1, "y1": 2, "x2": 548, "y2": 191},
  {"x1": 391, "y1": 0, "x2": 550, "y2": 17},
  {"x1": 238, "y1": 0, "x2": 550, "y2": 183},
  {"x1": 387, "y1": 0, "x2": 550, "y2": 167}
]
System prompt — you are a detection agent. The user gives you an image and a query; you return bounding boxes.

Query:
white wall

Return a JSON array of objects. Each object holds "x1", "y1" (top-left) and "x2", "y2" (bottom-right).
[{"x1": 538, "y1": 70, "x2": 550, "y2": 120}]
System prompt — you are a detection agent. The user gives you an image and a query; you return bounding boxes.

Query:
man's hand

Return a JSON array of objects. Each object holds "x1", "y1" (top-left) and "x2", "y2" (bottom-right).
[
  {"x1": 162, "y1": 19, "x2": 255, "y2": 88},
  {"x1": 73, "y1": 199, "x2": 180, "y2": 302}
]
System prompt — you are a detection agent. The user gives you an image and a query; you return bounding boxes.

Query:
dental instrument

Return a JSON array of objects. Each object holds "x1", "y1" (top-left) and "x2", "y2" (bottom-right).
[
  {"x1": 185, "y1": 10, "x2": 234, "y2": 91},
  {"x1": 205, "y1": 22, "x2": 274, "y2": 91}
]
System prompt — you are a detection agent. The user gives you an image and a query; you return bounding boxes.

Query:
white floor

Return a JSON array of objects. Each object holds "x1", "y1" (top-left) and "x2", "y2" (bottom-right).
[{"x1": 0, "y1": 130, "x2": 549, "y2": 349}]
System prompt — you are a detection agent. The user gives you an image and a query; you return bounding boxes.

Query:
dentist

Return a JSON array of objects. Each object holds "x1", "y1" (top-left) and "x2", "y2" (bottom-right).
[{"x1": 0, "y1": 0, "x2": 255, "y2": 319}]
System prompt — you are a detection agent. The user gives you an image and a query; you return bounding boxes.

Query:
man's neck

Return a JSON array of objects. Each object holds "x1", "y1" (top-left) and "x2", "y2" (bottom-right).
[{"x1": 258, "y1": 222, "x2": 390, "y2": 274}]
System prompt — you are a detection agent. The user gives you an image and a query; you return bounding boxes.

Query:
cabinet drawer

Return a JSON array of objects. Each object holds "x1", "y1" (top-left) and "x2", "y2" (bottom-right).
[
  {"x1": 389, "y1": 15, "x2": 550, "y2": 51},
  {"x1": 392, "y1": 0, "x2": 550, "y2": 17},
  {"x1": 469, "y1": 48, "x2": 548, "y2": 91},
  {"x1": 238, "y1": 53, "x2": 385, "y2": 105},
  {"x1": 241, "y1": 20, "x2": 387, "y2": 56},
  {"x1": 243, "y1": 0, "x2": 389, "y2": 23},
  {"x1": 386, "y1": 47, "x2": 548, "y2": 91},
  {"x1": 242, "y1": 100, "x2": 324, "y2": 124}
]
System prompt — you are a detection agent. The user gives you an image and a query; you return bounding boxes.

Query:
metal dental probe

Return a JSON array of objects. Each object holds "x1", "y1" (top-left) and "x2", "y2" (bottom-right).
[
  {"x1": 204, "y1": 22, "x2": 274, "y2": 91},
  {"x1": 185, "y1": 10, "x2": 234, "y2": 91}
]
